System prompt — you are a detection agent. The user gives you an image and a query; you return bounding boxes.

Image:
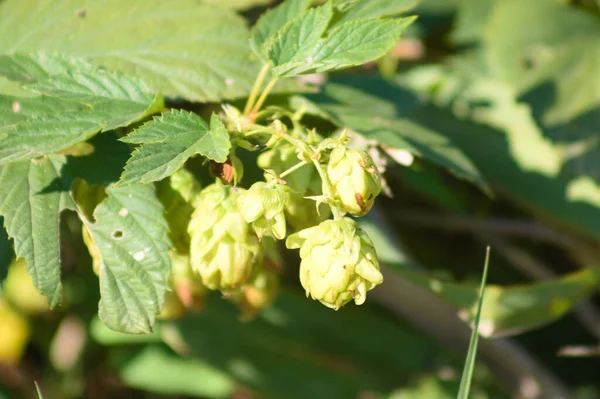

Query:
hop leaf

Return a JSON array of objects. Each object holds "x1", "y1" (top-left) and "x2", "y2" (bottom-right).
[
  {"x1": 286, "y1": 218, "x2": 383, "y2": 309},
  {"x1": 326, "y1": 145, "x2": 382, "y2": 216},
  {"x1": 188, "y1": 182, "x2": 261, "y2": 290},
  {"x1": 236, "y1": 182, "x2": 290, "y2": 240}
]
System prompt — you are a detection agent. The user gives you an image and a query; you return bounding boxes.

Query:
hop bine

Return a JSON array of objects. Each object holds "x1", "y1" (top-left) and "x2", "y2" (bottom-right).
[
  {"x1": 326, "y1": 145, "x2": 382, "y2": 217},
  {"x1": 188, "y1": 181, "x2": 261, "y2": 290},
  {"x1": 286, "y1": 218, "x2": 383, "y2": 309}
]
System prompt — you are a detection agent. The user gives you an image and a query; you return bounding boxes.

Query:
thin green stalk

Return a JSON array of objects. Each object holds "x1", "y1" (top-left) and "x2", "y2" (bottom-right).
[
  {"x1": 243, "y1": 64, "x2": 270, "y2": 116},
  {"x1": 250, "y1": 77, "x2": 279, "y2": 116},
  {"x1": 457, "y1": 246, "x2": 491, "y2": 399},
  {"x1": 279, "y1": 160, "x2": 309, "y2": 178}
]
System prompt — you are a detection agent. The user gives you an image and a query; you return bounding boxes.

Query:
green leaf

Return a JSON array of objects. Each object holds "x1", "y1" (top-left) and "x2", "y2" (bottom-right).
[
  {"x1": 89, "y1": 316, "x2": 162, "y2": 345},
  {"x1": 113, "y1": 345, "x2": 234, "y2": 398},
  {"x1": 0, "y1": 94, "x2": 84, "y2": 126},
  {"x1": 24, "y1": 69, "x2": 164, "y2": 130},
  {"x1": 336, "y1": 0, "x2": 421, "y2": 23},
  {"x1": 0, "y1": 52, "x2": 92, "y2": 84},
  {"x1": 172, "y1": 290, "x2": 442, "y2": 399},
  {"x1": 82, "y1": 184, "x2": 171, "y2": 334},
  {"x1": 391, "y1": 263, "x2": 600, "y2": 338},
  {"x1": 483, "y1": 0, "x2": 600, "y2": 124},
  {"x1": 118, "y1": 111, "x2": 231, "y2": 186},
  {"x1": 457, "y1": 247, "x2": 489, "y2": 399},
  {"x1": 0, "y1": 219, "x2": 11, "y2": 295},
  {"x1": 0, "y1": 113, "x2": 103, "y2": 165},
  {"x1": 0, "y1": 0, "x2": 261, "y2": 102},
  {"x1": 0, "y1": 156, "x2": 74, "y2": 307},
  {"x1": 305, "y1": 76, "x2": 489, "y2": 192},
  {"x1": 0, "y1": 54, "x2": 163, "y2": 164},
  {"x1": 266, "y1": 2, "x2": 334, "y2": 72},
  {"x1": 250, "y1": 0, "x2": 312, "y2": 61},
  {"x1": 270, "y1": 16, "x2": 416, "y2": 77}
]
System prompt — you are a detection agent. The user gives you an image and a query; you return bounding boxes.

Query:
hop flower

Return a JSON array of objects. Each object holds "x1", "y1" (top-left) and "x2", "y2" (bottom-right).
[
  {"x1": 156, "y1": 168, "x2": 201, "y2": 254},
  {"x1": 326, "y1": 145, "x2": 382, "y2": 217},
  {"x1": 225, "y1": 238, "x2": 281, "y2": 320},
  {"x1": 286, "y1": 218, "x2": 383, "y2": 309},
  {"x1": 188, "y1": 182, "x2": 261, "y2": 290},
  {"x1": 236, "y1": 182, "x2": 289, "y2": 240}
]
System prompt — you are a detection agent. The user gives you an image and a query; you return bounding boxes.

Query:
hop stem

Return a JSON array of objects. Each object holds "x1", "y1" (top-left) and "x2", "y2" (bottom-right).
[
  {"x1": 279, "y1": 160, "x2": 309, "y2": 179},
  {"x1": 250, "y1": 77, "x2": 279, "y2": 116},
  {"x1": 243, "y1": 64, "x2": 270, "y2": 116}
]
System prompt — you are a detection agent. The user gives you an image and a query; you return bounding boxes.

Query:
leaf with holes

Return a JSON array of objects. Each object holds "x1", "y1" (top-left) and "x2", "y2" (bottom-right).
[
  {"x1": 0, "y1": 156, "x2": 74, "y2": 307},
  {"x1": 118, "y1": 110, "x2": 231, "y2": 186},
  {"x1": 0, "y1": 0, "x2": 264, "y2": 102},
  {"x1": 82, "y1": 184, "x2": 171, "y2": 334}
]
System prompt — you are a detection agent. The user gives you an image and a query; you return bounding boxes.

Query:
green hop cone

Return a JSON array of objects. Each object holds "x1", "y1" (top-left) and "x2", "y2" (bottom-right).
[
  {"x1": 236, "y1": 182, "x2": 289, "y2": 240},
  {"x1": 326, "y1": 145, "x2": 382, "y2": 217},
  {"x1": 284, "y1": 191, "x2": 330, "y2": 231},
  {"x1": 286, "y1": 218, "x2": 383, "y2": 310},
  {"x1": 156, "y1": 168, "x2": 201, "y2": 254},
  {"x1": 225, "y1": 238, "x2": 281, "y2": 320},
  {"x1": 188, "y1": 181, "x2": 261, "y2": 290}
]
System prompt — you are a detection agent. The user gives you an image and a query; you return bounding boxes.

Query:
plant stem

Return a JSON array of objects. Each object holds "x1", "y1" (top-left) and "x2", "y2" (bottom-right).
[
  {"x1": 279, "y1": 160, "x2": 309, "y2": 178},
  {"x1": 250, "y1": 77, "x2": 279, "y2": 116},
  {"x1": 310, "y1": 157, "x2": 343, "y2": 220},
  {"x1": 243, "y1": 64, "x2": 270, "y2": 116}
]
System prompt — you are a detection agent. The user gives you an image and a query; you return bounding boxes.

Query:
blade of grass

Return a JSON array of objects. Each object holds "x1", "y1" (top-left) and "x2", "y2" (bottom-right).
[
  {"x1": 34, "y1": 381, "x2": 44, "y2": 399},
  {"x1": 457, "y1": 246, "x2": 491, "y2": 399}
]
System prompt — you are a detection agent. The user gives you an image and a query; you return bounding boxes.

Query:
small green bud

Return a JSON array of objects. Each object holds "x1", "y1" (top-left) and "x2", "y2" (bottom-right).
[
  {"x1": 286, "y1": 218, "x2": 383, "y2": 309},
  {"x1": 189, "y1": 182, "x2": 261, "y2": 290},
  {"x1": 326, "y1": 146, "x2": 382, "y2": 217},
  {"x1": 156, "y1": 168, "x2": 201, "y2": 254},
  {"x1": 236, "y1": 182, "x2": 289, "y2": 240}
]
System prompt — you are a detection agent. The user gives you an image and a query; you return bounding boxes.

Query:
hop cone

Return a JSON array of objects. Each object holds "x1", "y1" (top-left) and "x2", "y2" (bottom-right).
[
  {"x1": 226, "y1": 238, "x2": 281, "y2": 320},
  {"x1": 258, "y1": 142, "x2": 330, "y2": 230},
  {"x1": 286, "y1": 218, "x2": 383, "y2": 309},
  {"x1": 326, "y1": 146, "x2": 381, "y2": 217},
  {"x1": 236, "y1": 182, "x2": 289, "y2": 240},
  {"x1": 188, "y1": 182, "x2": 261, "y2": 290},
  {"x1": 156, "y1": 168, "x2": 201, "y2": 254}
]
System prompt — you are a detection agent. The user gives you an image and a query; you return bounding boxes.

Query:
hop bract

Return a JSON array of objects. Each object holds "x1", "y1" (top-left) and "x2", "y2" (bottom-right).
[
  {"x1": 188, "y1": 182, "x2": 261, "y2": 290},
  {"x1": 286, "y1": 218, "x2": 383, "y2": 309},
  {"x1": 326, "y1": 145, "x2": 382, "y2": 217},
  {"x1": 236, "y1": 182, "x2": 289, "y2": 240}
]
